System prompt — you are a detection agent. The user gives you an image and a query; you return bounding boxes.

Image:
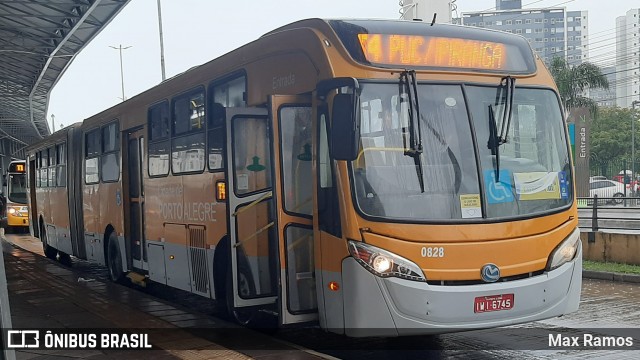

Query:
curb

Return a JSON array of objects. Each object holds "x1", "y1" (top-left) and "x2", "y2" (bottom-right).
[{"x1": 582, "y1": 270, "x2": 640, "y2": 283}]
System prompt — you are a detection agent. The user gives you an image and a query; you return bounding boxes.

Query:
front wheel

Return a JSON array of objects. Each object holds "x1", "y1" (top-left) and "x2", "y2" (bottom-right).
[
  {"x1": 225, "y1": 264, "x2": 258, "y2": 326},
  {"x1": 107, "y1": 233, "x2": 125, "y2": 282},
  {"x1": 613, "y1": 193, "x2": 625, "y2": 204}
]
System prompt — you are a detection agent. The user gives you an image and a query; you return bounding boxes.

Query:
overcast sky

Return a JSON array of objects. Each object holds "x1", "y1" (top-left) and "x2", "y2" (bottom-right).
[{"x1": 46, "y1": 0, "x2": 623, "y2": 131}]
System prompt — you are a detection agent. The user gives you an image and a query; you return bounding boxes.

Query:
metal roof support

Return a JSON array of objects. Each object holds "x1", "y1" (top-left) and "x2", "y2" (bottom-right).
[{"x1": 28, "y1": 0, "x2": 103, "y2": 138}]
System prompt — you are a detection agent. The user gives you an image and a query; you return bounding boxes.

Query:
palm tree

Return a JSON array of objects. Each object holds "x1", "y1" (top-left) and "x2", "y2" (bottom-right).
[{"x1": 549, "y1": 57, "x2": 609, "y2": 115}]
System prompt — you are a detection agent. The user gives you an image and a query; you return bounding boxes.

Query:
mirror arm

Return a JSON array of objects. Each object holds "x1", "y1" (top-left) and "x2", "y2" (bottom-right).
[{"x1": 317, "y1": 77, "x2": 360, "y2": 100}]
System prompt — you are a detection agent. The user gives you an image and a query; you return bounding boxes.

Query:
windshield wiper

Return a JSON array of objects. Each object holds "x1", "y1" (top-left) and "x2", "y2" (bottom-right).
[
  {"x1": 487, "y1": 104, "x2": 501, "y2": 180},
  {"x1": 400, "y1": 70, "x2": 425, "y2": 193},
  {"x1": 487, "y1": 76, "x2": 515, "y2": 181}
]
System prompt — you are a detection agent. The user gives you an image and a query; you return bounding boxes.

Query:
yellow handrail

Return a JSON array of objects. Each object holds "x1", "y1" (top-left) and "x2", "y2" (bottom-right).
[
  {"x1": 232, "y1": 190, "x2": 273, "y2": 217},
  {"x1": 233, "y1": 221, "x2": 275, "y2": 248}
]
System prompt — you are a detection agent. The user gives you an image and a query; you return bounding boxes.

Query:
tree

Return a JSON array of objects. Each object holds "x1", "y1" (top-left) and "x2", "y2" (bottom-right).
[
  {"x1": 549, "y1": 57, "x2": 609, "y2": 115},
  {"x1": 590, "y1": 107, "x2": 637, "y2": 162}
]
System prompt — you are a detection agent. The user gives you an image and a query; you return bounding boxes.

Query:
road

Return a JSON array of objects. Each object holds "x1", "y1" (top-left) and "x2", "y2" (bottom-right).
[{"x1": 4, "y1": 232, "x2": 640, "y2": 359}]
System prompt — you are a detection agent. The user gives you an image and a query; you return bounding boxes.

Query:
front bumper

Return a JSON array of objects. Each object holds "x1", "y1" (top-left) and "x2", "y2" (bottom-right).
[{"x1": 342, "y1": 243, "x2": 582, "y2": 337}]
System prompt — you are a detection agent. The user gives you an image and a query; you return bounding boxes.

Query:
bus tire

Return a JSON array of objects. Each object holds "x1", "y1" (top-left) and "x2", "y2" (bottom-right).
[
  {"x1": 41, "y1": 223, "x2": 57, "y2": 260},
  {"x1": 107, "y1": 233, "x2": 124, "y2": 283},
  {"x1": 225, "y1": 263, "x2": 257, "y2": 326},
  {"x1": 59, "y1": 252, "x2": 72, "y2": 266}
]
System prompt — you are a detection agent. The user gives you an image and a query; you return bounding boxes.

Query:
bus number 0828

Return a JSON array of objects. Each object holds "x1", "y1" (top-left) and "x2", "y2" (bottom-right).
[{"x1": 421, "y1": 247, "x2": 444, "y2": 258}]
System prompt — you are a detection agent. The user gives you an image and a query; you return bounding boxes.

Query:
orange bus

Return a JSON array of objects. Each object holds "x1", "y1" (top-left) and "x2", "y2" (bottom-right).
[
  {"x1": 3, "y1": 160, "x2": 29, "y2": 232},
  {"x1": 26, "y1": 19, "x2": 581, "y2": 336}
]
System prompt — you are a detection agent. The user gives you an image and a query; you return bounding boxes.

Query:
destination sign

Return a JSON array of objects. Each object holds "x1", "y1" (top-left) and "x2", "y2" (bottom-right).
[{"x1": 357, "y1": 34, "x2": 508, "y2": 71}]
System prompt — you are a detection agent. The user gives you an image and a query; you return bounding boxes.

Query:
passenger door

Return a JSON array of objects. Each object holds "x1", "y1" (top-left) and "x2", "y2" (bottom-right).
[
  {"x1": 269, "y1": 95, "x2": 317, "y2": 325},
  {"x1": 226, "y1": 108, "x2": 278, "y2": 308},
  {"x1": 125, "y1": 128, "x2": 147, "y2": 270}
]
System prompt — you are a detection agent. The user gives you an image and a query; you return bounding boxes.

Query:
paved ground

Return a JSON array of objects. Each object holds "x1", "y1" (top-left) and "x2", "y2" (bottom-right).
[
  {"x1": 1, "y1": 233, "x2": 324, "y2": 359},
  {"x1": 4, "y1": 231, "x2": 640, "y2": 359}
]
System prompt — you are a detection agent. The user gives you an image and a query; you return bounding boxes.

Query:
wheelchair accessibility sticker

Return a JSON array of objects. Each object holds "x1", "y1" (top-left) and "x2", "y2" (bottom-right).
[{"x1": 484, "y1": 169, "x2": 514, "y2": 204}]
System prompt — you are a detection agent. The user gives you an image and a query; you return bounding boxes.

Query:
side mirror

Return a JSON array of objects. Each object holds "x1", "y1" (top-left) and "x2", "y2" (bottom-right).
[{"x1": 330, "y1": 94, "x2": 360, "y2": 161}]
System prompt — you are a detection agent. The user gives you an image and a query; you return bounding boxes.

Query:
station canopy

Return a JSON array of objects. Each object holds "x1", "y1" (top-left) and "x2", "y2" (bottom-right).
[{"x1": 0, "y1": 0, "x2": 130, "y2": 159}]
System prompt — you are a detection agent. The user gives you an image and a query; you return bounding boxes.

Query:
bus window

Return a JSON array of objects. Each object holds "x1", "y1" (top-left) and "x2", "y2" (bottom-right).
[
  {"x1": 212, "y1": 75, "x2": 246, "y2": 107},
  {"x1": 208, "y1": 103, "x2": 225, "y2": 171},
  {"x1": 49, "y1": 147, "x2": 57, "y2": 187},
  {"x1": 57, "y1": 143, "x2": 67, "y2": 187},
  {"x1": 233, "y1": 117, "x2": 271, "y2": 196},
  {"x1": 8, "y1": 173, "x2": 26, "y2": 204},
  {"x1": 173, "y1": 89, "x2": 205, "y2": 135},
  {"x1": 85, "y1": 129, "x2": 101, "y2": 184},
  {"x1": 172, "y1": 89, "x2": 205, "y2": 174},
  {"x1": 148, "y1": 102, "x2": 170, "y2": 177},
  {"x1": 40, "y1": 149, "x2": 48, "y2": 188},
  {"x1": 279, "y1": 106, "x2": 312, "y2": 216},
  {"x1": 101, "y1": 122, "x2": 120, "y2": 182}
]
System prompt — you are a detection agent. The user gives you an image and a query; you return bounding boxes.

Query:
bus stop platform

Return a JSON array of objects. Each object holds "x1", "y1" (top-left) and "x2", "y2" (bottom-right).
[{"x1": 1, "y1": 233, "x2": 325, "y2": 360}]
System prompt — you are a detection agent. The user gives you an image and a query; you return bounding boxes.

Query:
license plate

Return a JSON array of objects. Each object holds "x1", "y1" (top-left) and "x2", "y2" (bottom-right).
[{"x1": 474, "y1": 294, "x2": 514, "y2": 313}]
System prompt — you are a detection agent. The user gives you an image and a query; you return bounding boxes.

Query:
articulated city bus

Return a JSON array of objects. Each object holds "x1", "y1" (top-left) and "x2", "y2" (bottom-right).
[
  {"x1": 4, "y1": 160, "x2": 29, "y2": 232},
  {"x1": 26, "y1": 19, "x2": 580, "y2": 336}
]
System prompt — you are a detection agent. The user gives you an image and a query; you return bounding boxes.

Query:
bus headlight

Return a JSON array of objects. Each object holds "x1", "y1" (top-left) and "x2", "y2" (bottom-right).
[
  {"x1": 348, "y1": 240, "x2": 426, "y2": 282},
  {"x1": 547, "y1": 228, "x2": 581, "y2": 271},
  {"x1": 7, "y1": 206, "x2": 27, "y2": 217}
]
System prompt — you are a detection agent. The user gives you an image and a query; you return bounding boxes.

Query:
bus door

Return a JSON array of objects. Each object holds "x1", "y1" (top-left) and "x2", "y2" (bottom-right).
[
  {"x1": 226, "y1": 108, "x2": 278, "y2": 309},
  {"x1": 125, "y1": 128, "x2": 147, "y2": 271},
  {"x1": 28, "y1": 155, "x2": 38, "y2": 236},
  {"x1": 269, "y1": 95, "x2": 317, "y2": 325}
]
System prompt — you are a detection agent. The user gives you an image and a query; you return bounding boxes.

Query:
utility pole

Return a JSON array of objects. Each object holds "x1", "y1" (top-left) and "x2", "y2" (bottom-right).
[
  {"x1": 633, "y1": 100, "x2": 640, "y2": 196},
  {"x1": 157, "y1": 0, "x2": 166, "y2": 81},
  {"x1": 50, "y1": 114, "x2": 55, "y2": 133},
  {"x1": 109, "y1": 45, "x2": 132, "y2": 101}
]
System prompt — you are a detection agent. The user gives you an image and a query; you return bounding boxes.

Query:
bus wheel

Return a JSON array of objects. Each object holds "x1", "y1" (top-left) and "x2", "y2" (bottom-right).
[
  {"x1": 107, "y1": 233, "x2": 124, "y2": 283},
  {"x1": 41, "y1": 223, "x2": 57, "y2": 260},
  {"x1": 225, "y1": 265, "x2": 257, "y2": 326},
  {"x1": 59, "y1": 252, "x2": 72, "y2": 266}
]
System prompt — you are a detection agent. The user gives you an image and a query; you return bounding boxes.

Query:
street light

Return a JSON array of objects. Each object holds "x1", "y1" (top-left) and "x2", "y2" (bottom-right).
[
  {"x1": 157, "y1": 0, "x2": 166, "y2": 81},
  {"x1": 109, "y1": 45, "x2": 132, "y2": 101}
]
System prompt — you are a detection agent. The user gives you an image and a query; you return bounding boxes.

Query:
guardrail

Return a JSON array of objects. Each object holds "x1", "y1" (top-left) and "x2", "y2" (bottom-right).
[{"x1": 578, "y1": 194, "x2": 640, "y2": 232}]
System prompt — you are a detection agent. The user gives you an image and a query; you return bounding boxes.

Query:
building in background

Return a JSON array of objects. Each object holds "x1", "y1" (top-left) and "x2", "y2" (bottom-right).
[
  {"x1": 592, "y1": 66, "x2": 617, "y2": 107},
  {"x1": 615, "y1": 8, "x2": 640, "y2": 108},
  {"x1": 461, "y1": 0, "x2": 589, "y2": 67},
  {"x1": 399, "y1": 0, "x2": 454, "y2": 24}
]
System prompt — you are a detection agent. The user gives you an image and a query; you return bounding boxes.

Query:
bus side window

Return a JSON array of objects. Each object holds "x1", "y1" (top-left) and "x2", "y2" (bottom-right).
[
  {"x1": 40, "y1": 149, "x2": 48, "y2": 188},
  {"x1": 85, "y1": 129, "x2": 101, "y2": 184},
  {"x1": 49, "y1": 146, "x2": 57, "y2": 187},
  {"x1": 208, "y1": 74, "x2": 247, "y2": 172},
  {"x1": 101, "y1": 121, "x2": 120, "y2": 182},
  {"x1": 57, "y1": 143, "x2": 67, "y2": 187},
  {"x1": 208, "y1": 103, "x2": 225, "y2": 171},
  {"x1": 148, "y1": 101, "x2": 170, "y2": 177},
  {"x1": 171, "y1": 88, "x2": 205, "y2": 174}
]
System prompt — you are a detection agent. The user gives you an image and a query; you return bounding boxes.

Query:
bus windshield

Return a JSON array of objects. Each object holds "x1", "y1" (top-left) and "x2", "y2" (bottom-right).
[
  {"x1": 8, "y1": 173, "x2": 27, "y2": 204},
  {"x1": 353, "y1": 82, "x2": 572, "y2": 221}
]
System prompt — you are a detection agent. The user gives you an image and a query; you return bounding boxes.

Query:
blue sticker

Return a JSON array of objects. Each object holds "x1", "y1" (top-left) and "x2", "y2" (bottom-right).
[
  {"x1": 116, "y1": 189, "x2": 122, "y2": 206},
  {"x1": 558, "y1": 171, "x2": 569, "y2": 200},
  {"x1": 484, "y1": 169, "x2": 514, "y2": 204}
]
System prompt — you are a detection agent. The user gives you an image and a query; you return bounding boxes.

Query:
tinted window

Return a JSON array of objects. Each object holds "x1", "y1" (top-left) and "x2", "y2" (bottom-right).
[
  {"x1": 86, "y1": 129, "x2": 101, "y2": 157},
  {"x1": 101, "y1": 121, "x2": 120, "y2": 182},
  {"x1": 173, "y1": 89, "x2": 205, "y2": 136},
  {"x1": 149, "y1": 101, "x2": 170, "y2": 141},
  {"x1": 102, "y1": 122, "x2": 119, "y2": 153}
]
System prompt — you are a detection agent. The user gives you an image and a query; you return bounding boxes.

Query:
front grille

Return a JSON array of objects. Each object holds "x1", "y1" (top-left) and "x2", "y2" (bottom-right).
[{"x1": 426, "y1": 270, "x2": 545, "y2": 286}]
